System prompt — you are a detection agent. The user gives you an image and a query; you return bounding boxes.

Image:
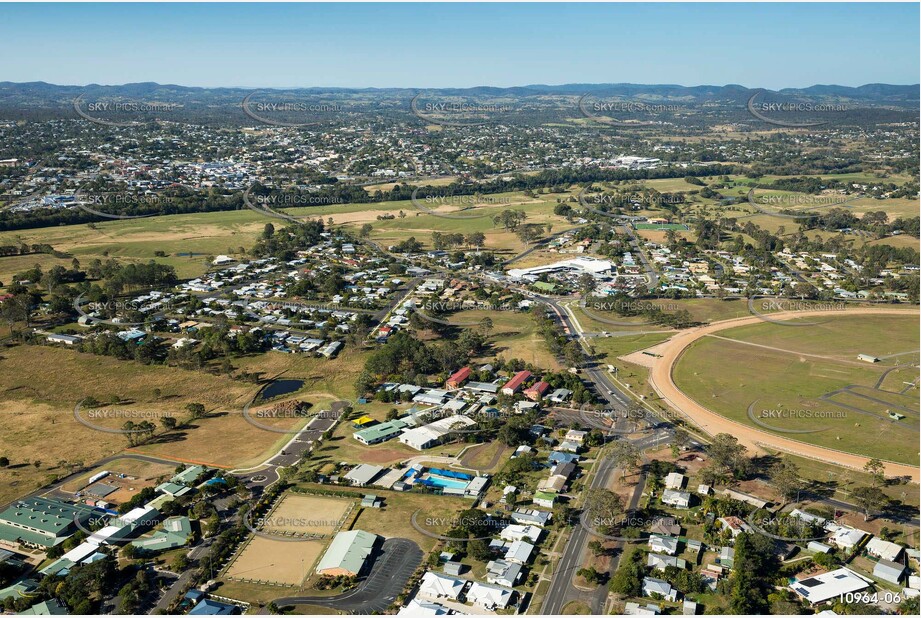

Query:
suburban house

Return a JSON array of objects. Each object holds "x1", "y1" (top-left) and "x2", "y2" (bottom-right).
[
  {"x1": 504, "y1": 540, "x2": 535, "y2": 565},
  {"x1": 649, "y1": 517, "x2": 681, "y2": 537},
  {"x1": 718, "y1": 516, "x2": 752, "y2": 539},
  {"x1": 467, "y1": 582, "x2": 514, "y2": 610},
  {"x1": 643, "y1": 577, "x2": 678, "y2": 602},
  {"x1": 788, "y1": 568, "x2": 872, "y2": 605},
  {"x1": 829, "y1": 526, "x2": 868, "y2": 550},
  {"x1": 500, "y1": 524, "x2": 542, "y2": 543},
  {"x1": 486, "y1": 559, "x2": 522, "y2": 587},
  {"x1": 664, "y1": 472, "x2": 685, "y2": 490},
  {"x1": 648, "y1": 553, "x2": 687, "y2": 571},
  {"x1": 416, "y1": 571, "x2": 465, "y2": 601},
  {"x1": 874, "y1": 559, "x2": 907, "y2": 585},
  {"x1": 662, "y1": 489, "x2": 691, "y2": 509},
  {"x1": 866, "y1": 537, "x2": 903, "y2": 562},
  {"x1": 533, "y1": 490, "x2": 557, "y2": 509},
  {"x1": 649, "y1": 535, "x2": 679, "y2": 556},
  {"x1": 511, "y1": 508, "x2": 551, "y2": 527}
]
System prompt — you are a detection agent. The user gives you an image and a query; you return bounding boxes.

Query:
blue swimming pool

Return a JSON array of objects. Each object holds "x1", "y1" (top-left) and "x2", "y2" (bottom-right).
[{"x1": 422, "y1": 475, "x2": 469, "y2": 490}]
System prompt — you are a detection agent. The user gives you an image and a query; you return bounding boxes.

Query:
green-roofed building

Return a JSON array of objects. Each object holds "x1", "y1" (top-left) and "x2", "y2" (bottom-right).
[
  {"x1": 21, "y1": 599, "x2": 68, "y2": 615},
  {"x1": 353, "y1": 419, "x2": 408, "y2": 445},
  {"x1": 172, "y1": 465, "x2": 206, "y2": 485},
  {"x1": 145, "y1": 493, "x2": 175, "y2": 512},
  {"x1": 0, "y1": 498, "x2": 98, "y2": 548},
  {"x1": 131, "y1": 516, "x2": 192, "y2": 554},
  {"x1": 155, "y1": 482, "x2": 191, "y2": 497},
  {"x1": 533, "y1": 490, "x2": 557, "y2": 508},
  {"x1": 0, "y1": 578, "x2": 38, "y2": 602},
  {"x1": 315, "y1": 530, "x2": 379, "y2": 577}
]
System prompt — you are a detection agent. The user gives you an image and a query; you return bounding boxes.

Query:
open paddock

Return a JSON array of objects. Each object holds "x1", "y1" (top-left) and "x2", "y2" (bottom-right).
[
  {"x1": 260, "y1": 493, "x2": 354, "y2": 537},
  {"x1": 224, "y1": 536, "x2": 325, "y2": 586}
]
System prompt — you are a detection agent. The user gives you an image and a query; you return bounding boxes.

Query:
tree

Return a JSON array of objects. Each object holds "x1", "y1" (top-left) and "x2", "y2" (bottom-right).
[
  {"x1": 186, "y1": 402, "x2": 206, "y2": 419},
  {"x1": 603, "y1": 439, "x2": 641, "y2": 480},
  {"x1": 863, "y1": 458, "x2": 886, "y2": 488},
  {"x1": 0, "y1": 457, "x2": 8, "y2": 467},
  {"x1": 851, "y1": 485, "x2": 888, "y2": 521},
  {"x1": 359, "y1": 223, "x2": 373, "y2": 238},
  {"x1": 769, "y1": 458, "x2": 804, "y2": 502},
  {"x1": 584, "y1": 488, "x2": 625, "y2": 527},
  {"x1": 588, "y1": 539, "x2": 606, "y2": 557},
  {"x1": 609, "y1": 548, "x2": 645, "y2": 596},
  {"x1": 670, "y1": 427, "x2": 689, "y2": 457},
  {"x1": 707, "y1": 433, "x2": 751, "y2": 480},
  {"x1": 160, "y1": 416, "x2": 178, "y2": 432}
]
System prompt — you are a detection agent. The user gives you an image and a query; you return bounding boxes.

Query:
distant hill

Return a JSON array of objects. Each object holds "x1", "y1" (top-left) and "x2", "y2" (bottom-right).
[{"x1": 0, "y1": 80, "x2": 915, "y2": 124}]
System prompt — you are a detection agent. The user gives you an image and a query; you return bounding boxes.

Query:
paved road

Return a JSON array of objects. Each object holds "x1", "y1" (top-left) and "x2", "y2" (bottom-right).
[
  {"x1": 234, "y1": 400, "x2": 348, "y2": 489},
  {"x1": 273, "y1": 538, "x2": 422, "y2": 614},
  {"x1": 153, "y1": 538, "x2": 215, "y2": 613}
]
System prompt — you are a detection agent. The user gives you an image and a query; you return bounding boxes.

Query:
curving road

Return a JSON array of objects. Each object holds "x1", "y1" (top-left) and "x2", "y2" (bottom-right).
[{"x1": 647, "y1": 307, "x2": 920, "y2": 481}]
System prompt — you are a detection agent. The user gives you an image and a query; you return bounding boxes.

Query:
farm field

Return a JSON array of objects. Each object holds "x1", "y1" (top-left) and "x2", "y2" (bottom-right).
[{"x1": 672, "y1": 314, "x2": 919, "y2": 465}]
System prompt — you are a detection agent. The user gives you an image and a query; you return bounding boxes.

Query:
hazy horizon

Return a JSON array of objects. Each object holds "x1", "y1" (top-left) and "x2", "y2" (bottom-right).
[{"x1": 0, "y1": 2, "x2": 917, "y2": 90}]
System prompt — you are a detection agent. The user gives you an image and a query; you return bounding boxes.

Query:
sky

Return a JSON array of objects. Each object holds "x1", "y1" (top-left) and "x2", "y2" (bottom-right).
[{"x1": 0, "y1": 2, "x2": 917, "y2": 89}]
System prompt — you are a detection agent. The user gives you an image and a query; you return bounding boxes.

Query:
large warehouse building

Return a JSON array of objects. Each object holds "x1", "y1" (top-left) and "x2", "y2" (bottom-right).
[{"x1": 315, "y1": 530, "x2": 380, "y2": 577}]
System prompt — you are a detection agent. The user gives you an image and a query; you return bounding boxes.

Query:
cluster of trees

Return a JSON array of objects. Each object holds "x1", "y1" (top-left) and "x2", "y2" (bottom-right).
[
  {"x1": 355, "y1": 331, "x2": 485, "y2": 395},
  {"x1": 431, "y1": 231, "x2": 485, "y2": 250},
  {"x1": 36, "y1": 555, "x2": 119, "y2": 614},
  {"x1": 251, "y1": 220, "x2": 327, "y2": 261},
  {"x1": 529, "y1": 304, "x2": 584, "y2": 368}
]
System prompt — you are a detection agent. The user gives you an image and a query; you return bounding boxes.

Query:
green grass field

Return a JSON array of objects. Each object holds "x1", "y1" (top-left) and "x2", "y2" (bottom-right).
[{"x1": 673, "y1": 315, "x2": 919, "y2": 464}]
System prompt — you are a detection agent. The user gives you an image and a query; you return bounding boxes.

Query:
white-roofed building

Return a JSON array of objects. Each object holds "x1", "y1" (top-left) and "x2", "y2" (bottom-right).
[
  {"x1": 789, "y1": 568, "x2": 872, "y2": 605},
  {"x1": 500, "y1": 524, "x2": 542, "y2": 543},
  {"x1": 467, "y1": 582, "x2": 514, "y2": 610},
  {"x1": 416, "y1": 571, "x2": 464, "y2": 601},
  {"x1": 399, "y1": 415, "x2": 476, "y2": 451},
  {"x1": 642, "y1": 577, "x2": 678, "y2": 602},
  {"x1": 664, "y1": 472, "x2": 685, "y2": 490},
  {"x1": 829, "y1": 526, "x2": 867, "y2": 550},
  {"x1": 504, "y1": 540, "x2": 535, "y2": 565},
  {"x1": 866, "y1": 537, "x2": 903, "y2": 562},
  {"x1": 398, "y1": 599, "x2": 450, "y2": 615}
]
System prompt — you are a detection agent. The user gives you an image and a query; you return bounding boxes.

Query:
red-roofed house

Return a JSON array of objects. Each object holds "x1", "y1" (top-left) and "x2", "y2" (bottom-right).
[
  {"x1": 446, "y1": 367, "x2": 472, "y2": 389},
  {"x1": 502, "y1": 371, "x2": 532, "y2": 396},
  {"x1": 524, "y1": 381, "x2": 549, "y2": 401}
]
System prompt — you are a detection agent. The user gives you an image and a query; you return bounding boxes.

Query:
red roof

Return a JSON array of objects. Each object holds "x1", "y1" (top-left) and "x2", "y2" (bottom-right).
[
  {"x1": 503, "y1": 370, "x2": 532, "y2": 391},
  {"x1": 447, "y1": 367, "x2": 472, "y2": 384},
  {"x1": 525, "y1": 381, "x2": 550, "y2": 395}
]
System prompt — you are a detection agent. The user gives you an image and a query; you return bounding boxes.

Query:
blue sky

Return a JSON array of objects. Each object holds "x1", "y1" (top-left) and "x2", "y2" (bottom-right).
[{"x1": 0, "y1": 2, "x2": 917, "y2": 89}]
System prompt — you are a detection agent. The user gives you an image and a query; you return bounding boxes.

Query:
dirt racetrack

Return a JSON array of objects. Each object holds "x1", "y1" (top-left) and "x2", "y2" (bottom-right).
[{"x1": 647, "y1": 307, "x2": 920, "y2": 482}]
